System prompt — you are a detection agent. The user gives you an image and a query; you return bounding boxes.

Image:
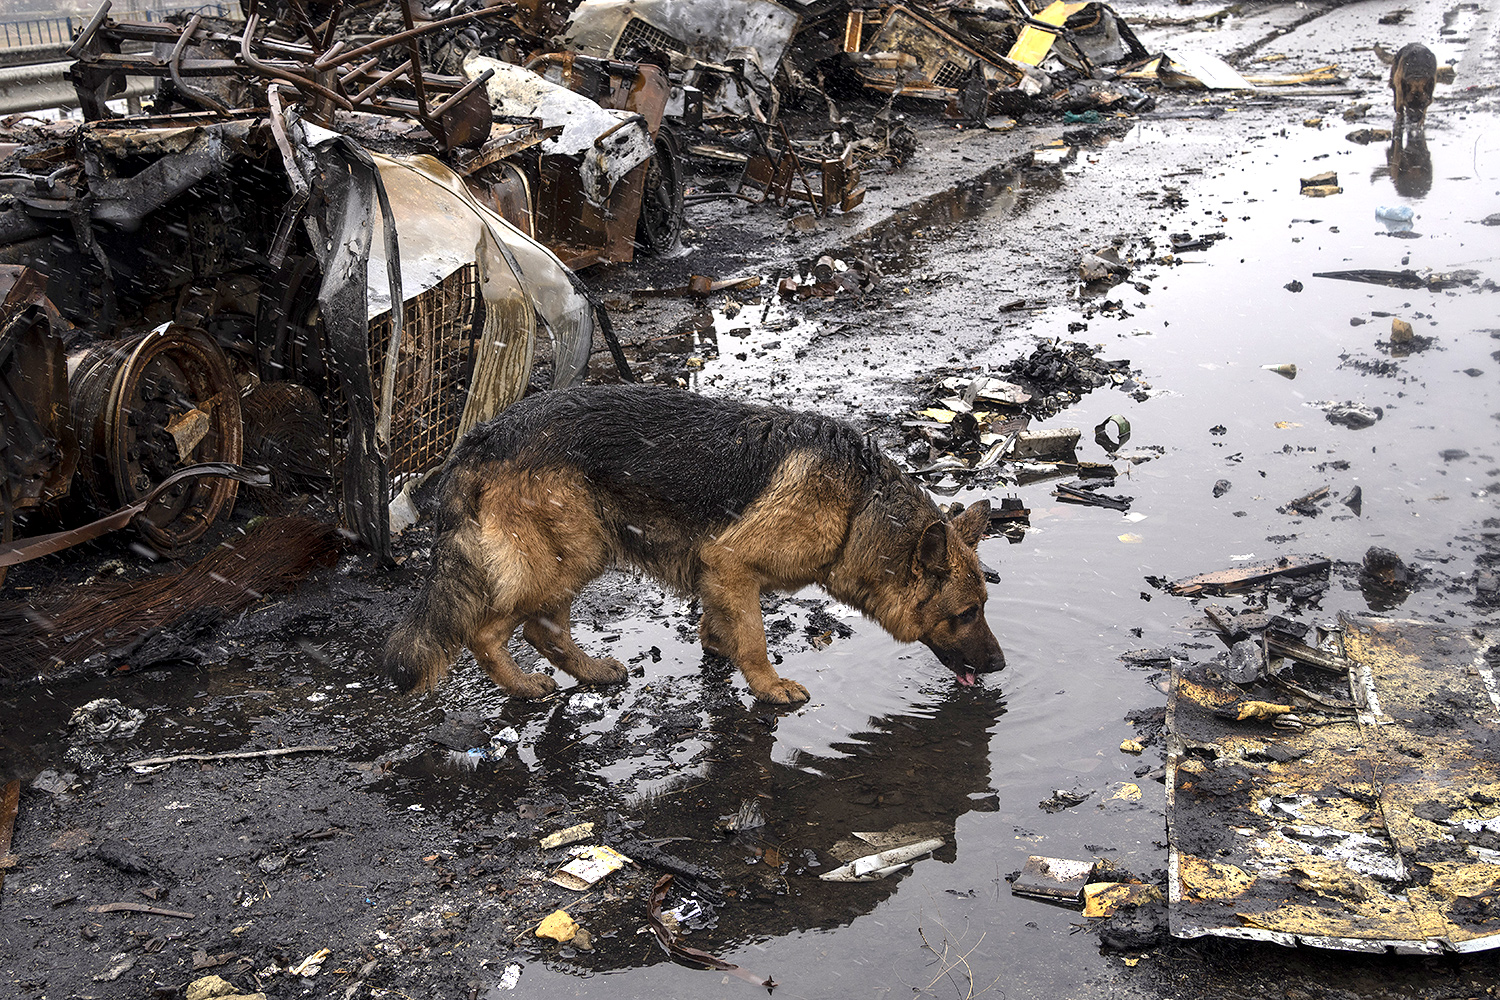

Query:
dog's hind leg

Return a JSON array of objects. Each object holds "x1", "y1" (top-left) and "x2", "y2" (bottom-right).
[
  {"x1": 522, "y1": 599, "x2": 628, "y2": 686},
  {"x1": 698, "y1": 564, "x2": 810, "y2": 705},
  {"x1": 471, "y1": 612, "x2": 559, "y2": 699}
]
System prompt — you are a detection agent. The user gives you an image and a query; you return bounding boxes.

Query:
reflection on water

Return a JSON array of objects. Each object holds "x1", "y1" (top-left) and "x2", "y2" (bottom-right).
[{"x1": 1378, "y1": 132, "x2": 1433, "y2": 199}]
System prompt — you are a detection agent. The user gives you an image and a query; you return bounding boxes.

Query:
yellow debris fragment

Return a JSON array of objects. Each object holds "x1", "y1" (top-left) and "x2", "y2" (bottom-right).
[
  {"x1": 1112, "y1": 783, "x2": 1142, "y2": 801},
  {"x1": 1084, "y1": 881, "x2": 1164, "y2": 917},
  {"x1": 539, "y1": 822, "x2": 594, "y2": 850},
  {"x1": 536, "y1": 909, "x2": 579, "y2": 943},
  {"x1": 1235, "y1": 701, "x2": 1293, "y2": 721},
  {"x1": 1120, "y1": 739, "x2": 1145, "y2": 754}
]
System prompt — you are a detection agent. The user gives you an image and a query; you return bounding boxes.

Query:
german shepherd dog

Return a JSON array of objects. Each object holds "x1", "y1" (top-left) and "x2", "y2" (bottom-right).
[
  {"x1": 1390, "y1": 42, "x2": 1436, "y2": 133},
  {"x1": 384, "y1": 385, "x2": 1005, "y2": 704}
]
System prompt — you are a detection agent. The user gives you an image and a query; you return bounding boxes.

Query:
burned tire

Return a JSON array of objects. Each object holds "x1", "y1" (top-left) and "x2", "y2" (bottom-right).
[
  {"x1": 69, "y1": 325, "x2": 243, "y2": 555},
  {"x1": 636, "y1": 124, "x2": 684, "y2": 256}
]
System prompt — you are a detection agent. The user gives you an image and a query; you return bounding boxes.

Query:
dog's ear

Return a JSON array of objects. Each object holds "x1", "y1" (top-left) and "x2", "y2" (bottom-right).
[
  {"x1": 915, "y1": 521, "x2": 949, "y2": 577},
  {"x1": 949, "y1": 500, "x2": 990, "y2": 548}
]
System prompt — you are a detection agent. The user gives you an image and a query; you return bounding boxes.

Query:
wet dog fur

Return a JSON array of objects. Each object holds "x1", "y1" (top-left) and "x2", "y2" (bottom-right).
[
  {"x1": 384, "y1": 385, "x2": 1005, "y2": 704},
  {"x1": 1391, "y1": 42, "x2": 1436, "y2": 132}
]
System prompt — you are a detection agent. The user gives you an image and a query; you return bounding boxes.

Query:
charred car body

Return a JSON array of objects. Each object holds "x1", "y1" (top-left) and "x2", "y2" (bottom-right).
[{"x1": 0, "y1": 0, "x2": 687, "y2": 573}]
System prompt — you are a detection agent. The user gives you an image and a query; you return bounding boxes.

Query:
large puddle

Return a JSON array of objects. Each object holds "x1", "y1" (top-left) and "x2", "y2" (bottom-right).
[
  {"x1": 3, "y1": 101, "x2": 1496, "y2": 1000},
  {"x1": 483, "y1": 114, "x2": 1499, "y2": 995}
]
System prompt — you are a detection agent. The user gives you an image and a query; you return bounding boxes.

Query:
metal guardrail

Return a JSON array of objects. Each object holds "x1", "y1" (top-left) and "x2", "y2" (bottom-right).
[
  {"x1": 0, "y1": 4, "x2": 233, "y2": 49},
  {"x1": 0, "y1": 58, "x2": 155, "y2": 114}
]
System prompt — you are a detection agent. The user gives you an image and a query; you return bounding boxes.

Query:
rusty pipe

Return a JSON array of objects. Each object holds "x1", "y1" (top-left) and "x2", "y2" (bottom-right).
[
  {"x1": 240, "y1": 13, "x2": 353, "y2": 111},
  {"x1": 426, "y1": 66, "x2": 492, "y2": 122},
  {"x1": 347, "y1": 58, "x2": 412, "y2": 106},
  {"x1": 65, "y1": 0, "x2": 112, "y2": 59},
  {"x1": 169, "y1": 14, "x2": 231, "y2": 115},
  {"x1": 312, "y1": 8, "x2": 509, "y2": 72}
]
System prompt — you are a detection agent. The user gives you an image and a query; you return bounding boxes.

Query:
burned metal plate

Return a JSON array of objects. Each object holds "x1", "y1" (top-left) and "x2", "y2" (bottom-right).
[{"x1": 1166, "y1": 614, "x2": 1500, "y2": 953}]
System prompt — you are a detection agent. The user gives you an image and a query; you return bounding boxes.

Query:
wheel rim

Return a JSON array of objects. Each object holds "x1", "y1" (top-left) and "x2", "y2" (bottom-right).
[{"x1": 69, "y1": 326, "x2": 243, "y2": 553}]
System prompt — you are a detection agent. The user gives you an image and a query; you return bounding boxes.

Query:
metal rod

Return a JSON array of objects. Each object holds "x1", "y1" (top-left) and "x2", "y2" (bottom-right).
[
  {"x1": 312, "y1": 8, "x2": 507, "y2": 71},
  {"x1": 64, "y1": 0, "x2": 111, "y2": 58},
  {"x1": 426, "y1": 66, "x2": 492, "y2": 121},
  {"x1": 239, "y1": 13, "x2": 353, "y2": 111},
  {"x1": 169, "y1": 14, "x2": 231, "y2": 115},
  {"x1": 348, "y1": 57, "x2": 411, "y2": 106}
]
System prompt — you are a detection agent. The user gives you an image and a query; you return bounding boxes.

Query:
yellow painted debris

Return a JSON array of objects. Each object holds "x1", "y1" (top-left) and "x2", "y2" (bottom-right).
[
  {"x1": 539, "y1": 822, "x2": 594, "y2": 850},
  {"x1": 1245, "y1": 65, "x2": 1344, "y2": 86},
  {"x1": 1084, "y1": 881, "x2": 1164, "y2": 917},
  {"x1": 536, "y1": 909, "x2": 579, "y2": 942},
  {"x1": 1112, "y1": 783, "x2": 1142, "y2": 801},
  {"x1": 1007, "y1": 1, "x2": 1086, "y2": 66},
  {"x1": 1178, "y1": 856, "x2": 1255, "y2": 899},
  {"x1": 1232, "y1": 701, "x2": 1293, "y2": 721},
  {"x1": 1120, "y1": 739, "x2": 1145, "y2": 754}
]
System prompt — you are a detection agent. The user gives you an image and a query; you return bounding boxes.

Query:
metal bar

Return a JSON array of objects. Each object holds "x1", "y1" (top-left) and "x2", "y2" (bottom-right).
[
  {"x1": 397, "y1": 0, "x2": 434, "y2": 130},
  {"x1": 238, "y1": 13, "x2": 352, "y2": 110},
  {"x1": 778, "y1": 122, "x2": 823, "y2": 217},
  {"x1": 0, "y1": 464, "x2": 270, "y2": 568},
  {"x1": 347, "y1": 57, "x2": 411, "y2": 106},
  {"x1": 426, "y1": 66, "x2": 491, "y2": 121},
  {"x1": 168, "y1": 14, "x2": 230, "y2": 114},
  {"x1": 312, "y1": 8, "x2": 507, "y2": 71},
  {"x1": 64, "y1": 0, "x2": 111, "y2": 58}
]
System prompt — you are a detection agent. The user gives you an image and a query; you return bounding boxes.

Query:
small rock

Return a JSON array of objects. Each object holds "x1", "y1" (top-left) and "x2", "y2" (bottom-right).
[
  {"x1": 1097, "y1": 900, "x2": 1169, "y2": 949},
  {"x1": 185, "y1": 976, "x2": 236, "y2": 1000},
  {"x1": 1284, "y1": 279, "x2": 1304, "y2": 292},
  {"x1": 1391, "y1": 317, "x2": 1413, "y2": 343},
  {"x1": 1362, "y1": 546, "x2": 1410, "y2": 587},
  {"x1": 1212, "y1": 480, "x2": 1231, "y2": 498},
  {"x1": 536, "y1": 909, "x2": 579, "y2": 943}
]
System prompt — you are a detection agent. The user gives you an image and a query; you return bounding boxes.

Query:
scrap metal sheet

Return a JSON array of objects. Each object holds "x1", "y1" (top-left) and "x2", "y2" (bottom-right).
[{"x1": 1167, "y1": 614, "x2": 1500, "y2": 953}]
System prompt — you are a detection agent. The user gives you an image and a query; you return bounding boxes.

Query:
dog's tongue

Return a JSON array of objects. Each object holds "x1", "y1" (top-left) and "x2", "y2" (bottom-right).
[{"x1": 956, "y1": 668, "x2": 977, "y2": 687}]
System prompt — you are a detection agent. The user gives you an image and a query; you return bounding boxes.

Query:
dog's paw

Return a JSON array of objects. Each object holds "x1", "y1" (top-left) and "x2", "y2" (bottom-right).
[
  {"x1": 574, "y1": 656, "x2": 629, "y2": 685},
  {"x1": 752, "y1": 677, "x2": 810, "y2": 705},
  {"x1": 509, "y1": 672, "x2": 559, "y2": 699}
]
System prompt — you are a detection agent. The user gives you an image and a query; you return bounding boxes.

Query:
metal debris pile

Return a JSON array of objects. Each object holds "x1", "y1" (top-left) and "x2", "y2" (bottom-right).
[
  {"x1": 898, "y1": 339, "x2": 1146, "y2": 498},
  {"x1": 0, "y1": 0, "x2": 1344, "y2": 582}
]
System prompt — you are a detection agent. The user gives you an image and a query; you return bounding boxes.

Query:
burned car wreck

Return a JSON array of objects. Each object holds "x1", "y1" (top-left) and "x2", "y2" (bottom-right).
[{"x1": 0, "y1": 0, "x2": 692, "y2": 574}]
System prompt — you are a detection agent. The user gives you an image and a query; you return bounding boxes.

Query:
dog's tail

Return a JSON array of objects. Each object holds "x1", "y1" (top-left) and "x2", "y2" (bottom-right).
[{"x1": 383, "y1": 521, "x2": 494, "y2": 693}]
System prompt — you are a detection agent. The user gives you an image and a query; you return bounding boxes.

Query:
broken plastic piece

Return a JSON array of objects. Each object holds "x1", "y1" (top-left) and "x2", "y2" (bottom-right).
[
  {"x1": 819, "y1": 837, "x2": 945, "y2": 882},
  {"x1": 1094, "y1": 414, "x2": 1131, "y2": 451},
  {"x1": 1010, "y1": 427, "x2": 1081, "y2": 460},
  {"x1": 647, "y1": 875, "x2": 775, "y2": 987}
]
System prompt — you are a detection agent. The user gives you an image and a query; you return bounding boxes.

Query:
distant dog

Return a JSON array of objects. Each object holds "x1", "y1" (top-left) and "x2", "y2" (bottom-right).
[
  {"x1": 1390, "y1": 42, "x2": 1436, "y2": 132},
  {"x1": 384, "y1": 385, "x2": 1005, "y2": 704}
]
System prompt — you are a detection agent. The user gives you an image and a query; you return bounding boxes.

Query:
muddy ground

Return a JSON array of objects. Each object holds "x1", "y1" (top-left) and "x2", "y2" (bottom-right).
[{"x1": 4, "y1": 0, "x2": 1500, "y2": 997}]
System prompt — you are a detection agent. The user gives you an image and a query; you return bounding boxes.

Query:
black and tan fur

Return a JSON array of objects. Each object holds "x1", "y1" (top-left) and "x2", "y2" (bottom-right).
[
  {"x1": 1391, "y1": 42, "x2": 1436, "y2": 133},
  {"x1": 384, "y1": 385, "x2": 1005, "y2": 704}
]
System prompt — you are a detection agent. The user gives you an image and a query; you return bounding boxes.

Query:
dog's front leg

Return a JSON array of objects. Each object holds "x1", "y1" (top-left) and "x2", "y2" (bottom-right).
[
  {"x1": 472, "y1": 613, "x2": 558, "y2": 699},
  {"x1": 522, "y1": 599, "x2": 628, "y2": 686},
  {"x1": 698, "y1": 564, "x2": 810, "y2": 705}
]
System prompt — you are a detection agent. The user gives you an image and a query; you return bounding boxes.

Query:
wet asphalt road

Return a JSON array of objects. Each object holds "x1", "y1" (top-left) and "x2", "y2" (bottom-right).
[{"x1": 4, "y1": 0, "x2": 1500, "y2": 997}]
